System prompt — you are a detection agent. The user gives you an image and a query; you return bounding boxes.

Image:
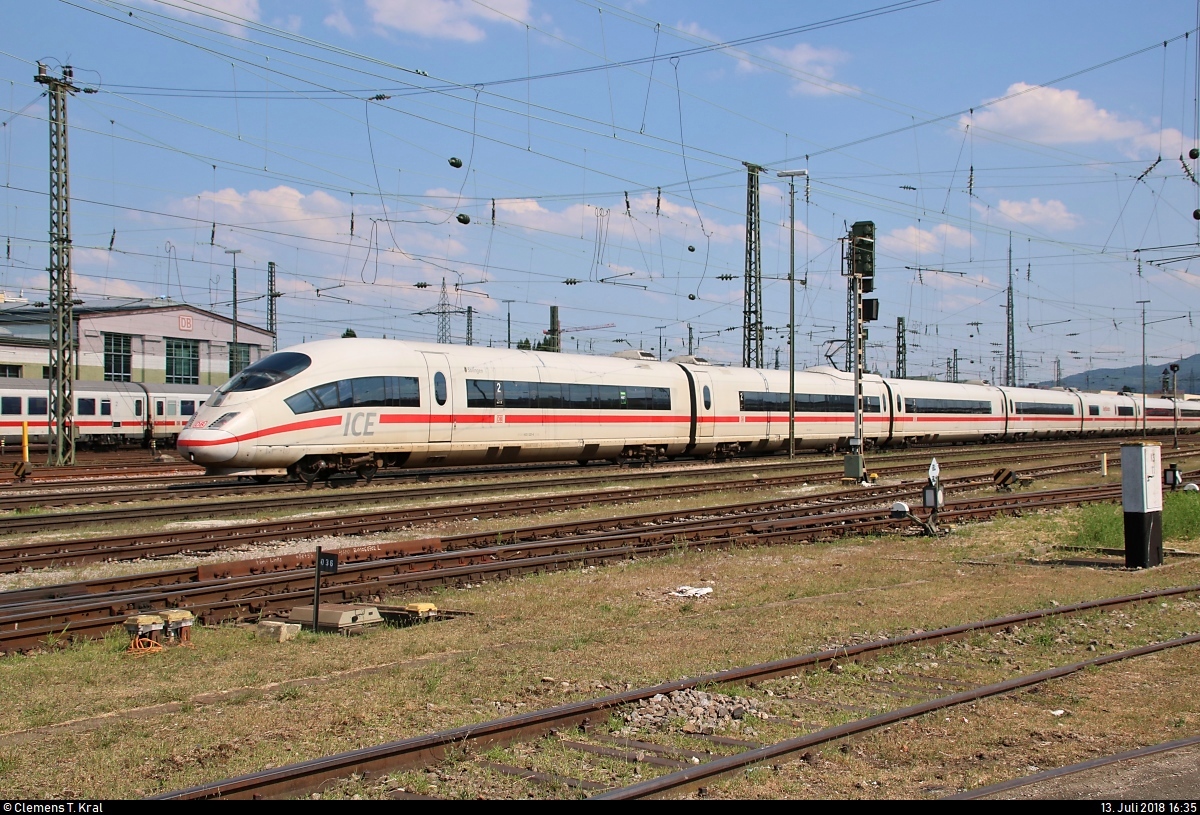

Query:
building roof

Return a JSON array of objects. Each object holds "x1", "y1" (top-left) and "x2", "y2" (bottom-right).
[{"x1": 0, "y1": 297, "x2": 272, "y2": 340}]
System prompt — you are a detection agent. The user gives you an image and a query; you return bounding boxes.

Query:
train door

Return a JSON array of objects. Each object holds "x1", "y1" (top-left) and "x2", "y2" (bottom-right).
[
  {"x1": 424, "y1": 352, "x2": 454, "y2": 444},
  {"x1": 695, "y1": 372, "x2": 715, "y2": 443}
]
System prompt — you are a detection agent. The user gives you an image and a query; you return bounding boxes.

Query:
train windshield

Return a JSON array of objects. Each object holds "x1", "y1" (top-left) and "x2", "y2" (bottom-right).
[{"x1": 218, "y1": 352, "x2": 312, "y2": 393}]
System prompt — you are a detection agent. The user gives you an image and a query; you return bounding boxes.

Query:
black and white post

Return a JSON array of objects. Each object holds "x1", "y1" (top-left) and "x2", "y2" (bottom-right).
[{"x1": 1122, "y1": 442, "x2": 1163, "y2": 569}]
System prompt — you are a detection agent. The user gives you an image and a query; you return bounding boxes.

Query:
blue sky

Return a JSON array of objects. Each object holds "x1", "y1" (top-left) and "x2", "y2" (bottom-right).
[{"x1": 2, "y1": 0, "x2": 1200, "y2": 384}]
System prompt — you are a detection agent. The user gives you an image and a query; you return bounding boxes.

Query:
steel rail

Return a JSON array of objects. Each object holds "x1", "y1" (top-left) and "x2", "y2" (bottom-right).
[
  {"x1": 0, "y1": 456, "x2": 1114, "y2": 572},
  {"x1": 0, "y1": 468, "x2": 1113, "y2": 607},
  {"x1": 1, "y1": 436, "x2": 1170, "y2": 518},
  {"x1": 945, "y1": 733, "x2": 1200, "y2": 799},
  {"x1": 154, "y1": 586, "x2": 1200, "y2": 800},
  {"x1": 594, "y1": 633, "x2": 1200, "y2": 799},
  {"x1": 0, "y1": 435, "x2": 1164, "y2": 492},
  {"x1": 0, "y1": 481, "x2": 1146, "y2": 652}
]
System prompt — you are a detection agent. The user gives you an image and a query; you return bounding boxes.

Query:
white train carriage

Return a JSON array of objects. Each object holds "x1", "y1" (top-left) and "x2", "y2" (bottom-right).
[
  {"x1": 0, "y1": 379, "x2": 212, "y2": 448},
  {"x1": 178, "y1": 337, "x2": 1200, "y2": 481},
  {"x1": 695, "y1": 364, "x2": 891, "y2": 454},
  {"x1": 1077, "y1": 390, "x2": 1139, "y2": 435},
  {"x1": 887, "y1": 380, "x2": 1006, "y2": 444},
  {"x1": 179, "y1": 340, "x2": 696, "y2": 481},
  {"x1": 999, "y1": 386, "x2": 1083, "y2": 439}
]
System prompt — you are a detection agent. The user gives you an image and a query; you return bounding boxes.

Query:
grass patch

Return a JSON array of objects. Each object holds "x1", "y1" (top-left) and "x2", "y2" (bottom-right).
[
  {"x1": 1164, "y1": 491, "x2": 1200, "y2": 541},
  {"x1": 1071, "y1": 493, "x2": 1200, "y2": 549}
]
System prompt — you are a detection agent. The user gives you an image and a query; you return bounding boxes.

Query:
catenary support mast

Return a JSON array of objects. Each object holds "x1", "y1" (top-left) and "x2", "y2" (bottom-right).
[{"x1": 34, "y1": 64, "x2": 79, "y2": 466}]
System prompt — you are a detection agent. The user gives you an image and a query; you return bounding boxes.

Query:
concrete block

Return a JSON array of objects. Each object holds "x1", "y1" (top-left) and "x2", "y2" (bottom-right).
[{"x1": 256, "y1": 620, "x2": 301, "y2": 642}]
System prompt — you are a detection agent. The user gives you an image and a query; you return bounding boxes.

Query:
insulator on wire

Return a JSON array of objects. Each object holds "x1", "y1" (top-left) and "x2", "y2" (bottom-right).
[{"x1": 108, "y1": 229, "x2": 115, "y2": 251}]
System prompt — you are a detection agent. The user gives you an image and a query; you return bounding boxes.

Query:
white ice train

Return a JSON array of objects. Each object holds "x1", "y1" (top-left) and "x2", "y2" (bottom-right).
[
  {"x1": 0, "y1": 379, "x2": 214, "y2": 449},
  {"x1": 176, "y1": 338, "x2": 1200, "y2": 483}
]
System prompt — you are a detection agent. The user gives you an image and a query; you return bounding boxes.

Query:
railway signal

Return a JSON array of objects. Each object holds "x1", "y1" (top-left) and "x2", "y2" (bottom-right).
[{"x1": 844, "y1": 221, "x2": 876, "y2": 484}]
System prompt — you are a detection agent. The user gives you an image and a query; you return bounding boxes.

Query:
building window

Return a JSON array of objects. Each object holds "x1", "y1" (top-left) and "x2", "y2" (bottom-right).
[
  {"x1": 229, "y1": 342, "x2": 251, "y2": 377},
  {"x1": 104, "y1": 333, "x2": 133, "y2": 382},
  {"x1": 0, "y1": 365, "x2": 20, "y2": 378},
  {"x1": 166, "y1": 338, "x2": 200, "y2": 384}
]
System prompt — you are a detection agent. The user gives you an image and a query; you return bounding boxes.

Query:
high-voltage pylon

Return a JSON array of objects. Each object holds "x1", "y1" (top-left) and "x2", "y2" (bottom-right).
[
  {"x1": 267, "y1": 261, "x2": 281, "y2": 352},
  {"x1": 742, "y1": 162, "x2": 764, "y2": 368},
  {"x1": 34, "y1": 64, "x2": 79, "y2": 466},
  {"x1": 415, "y1": 278, "x2": 466, "y2": 344},
  {"x1": 895, "y1": 317, "x2": 907, "y2": 378}
]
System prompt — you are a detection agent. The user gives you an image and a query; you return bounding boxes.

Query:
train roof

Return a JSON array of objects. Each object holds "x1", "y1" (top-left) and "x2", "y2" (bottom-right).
[{"x1": 0, "y1": 379, "x2": 214, "y2": 394}]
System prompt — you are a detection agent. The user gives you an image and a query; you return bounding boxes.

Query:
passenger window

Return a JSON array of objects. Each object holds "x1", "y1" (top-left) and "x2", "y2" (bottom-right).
[
  {"x1": 77, "y1": 398, "x2": 96, "y2": 416},
  {"x1": 28, "y1": 397, "x2": 47, "y2": 415},
  {"x1": 101, "y1": 399, "x2": 111, "y2": 416},
  {"x1": 0, "y1": 396, "x2": 19, "y2": 415},
  {"x1": 167, "y1": 401, "x2": 177, "y2": 417},
  {"x1": 285, "y1": 390, "x2": 319, "y2": 415},
  {"x1": 135, "y1": 399, "x2": 143, "y2": 417},
  {"x1": 312, "y1": 382, "x2": 338, "y2": 410},
  {"x1": 434, "y1": 372, "x2": 447, "y2": 406},
  {"x1": 156, "y1": 400, "x2": 165, "y2": 416},
  {"x1": 181, "y1": 400, "x2": 195, "y2": 416},
  {"x1": 702, "y1": 386, "x2": 711, "y2": 410}
]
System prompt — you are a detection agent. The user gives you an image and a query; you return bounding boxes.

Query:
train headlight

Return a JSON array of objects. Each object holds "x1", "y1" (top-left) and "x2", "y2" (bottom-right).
[{"x1": 208, "y1": 412, "x2": 240, "y2": 429}]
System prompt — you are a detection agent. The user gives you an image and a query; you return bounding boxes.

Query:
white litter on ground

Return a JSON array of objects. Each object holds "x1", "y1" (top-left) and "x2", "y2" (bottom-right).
[{"x1": 669, "y1": 586, "x2": 713, "y2": 598}]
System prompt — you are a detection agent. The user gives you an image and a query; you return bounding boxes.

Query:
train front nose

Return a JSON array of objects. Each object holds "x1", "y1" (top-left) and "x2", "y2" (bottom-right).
[{"x1": 177, "y1": 410, "x2": 253, "y2": 464}]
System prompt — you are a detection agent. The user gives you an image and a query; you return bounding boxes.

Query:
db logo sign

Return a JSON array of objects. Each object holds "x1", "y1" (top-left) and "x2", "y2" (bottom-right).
[{"x1": 178, "y1": 314, "x2": 194, "y2": 332}]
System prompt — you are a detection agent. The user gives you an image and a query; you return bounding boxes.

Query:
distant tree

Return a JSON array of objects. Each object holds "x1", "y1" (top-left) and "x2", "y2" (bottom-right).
[
  {"x1": 516, "y1": 338, "x2": 532, "y2": 350},
  {"x1": 342, "y1": 328, "x2": 357, "y2": 338}
]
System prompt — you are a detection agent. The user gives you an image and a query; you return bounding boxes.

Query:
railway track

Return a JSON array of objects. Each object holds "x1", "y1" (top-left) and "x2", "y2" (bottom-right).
[
  {"x1": 154, "y1": 585, "x2": 1200, "y2": 800},
  {"x1": 0, "y1": 451, "x2": 1119, "y2": 573},
  {"x1": 2, "y1": 437, "x2": 1191, "y2": 505},
  {"x1": 0, "y1": 475, "x2": 1157, "y2": 653}
]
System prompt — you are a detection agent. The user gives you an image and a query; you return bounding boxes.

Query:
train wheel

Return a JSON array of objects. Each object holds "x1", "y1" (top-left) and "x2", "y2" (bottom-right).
[
  {"x1": 356, "y1": 463, "x2": 378, "y2": 485},
  {"x1": 295, "y1": 461, "x2": 323, "y2": 488}
]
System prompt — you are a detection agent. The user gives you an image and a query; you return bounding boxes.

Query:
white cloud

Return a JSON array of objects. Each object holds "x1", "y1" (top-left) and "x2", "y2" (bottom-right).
[
  {"x1": 133, "y1": 0, "x2": 261, "y2": 33},
  {"x1": 494, "y1": 193, "x2": 743, "y2": 246},
  {"x1": 673, "y1": 24, "x2": 848, "y2": 94},
  {"x1": 366, "y1": 0, "x2": 530, "y2": 42},
  {"x1": 994, "y1": 197, "x2": 1082, "y2": 231},
  {"x1": 677, "y1": 21, "x2": 722, "y2": 41},
  {"x1": 275, "y1": 14, "x2": 303, "y2": 34},
  {"x1": 762, "y1": 42, "x2": 849, "y2": 96},
  {"x1": 885, "y1": 223, "x2": 973, "y2": 256},
  {"x1": 323, "y1": 4, "x2": 354, "y2": 36},
  {"x1": 966, "y1": 82, "x2": 1195, "y2": 158}
]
